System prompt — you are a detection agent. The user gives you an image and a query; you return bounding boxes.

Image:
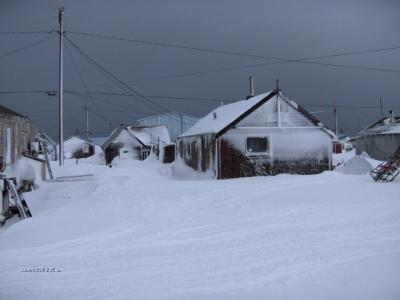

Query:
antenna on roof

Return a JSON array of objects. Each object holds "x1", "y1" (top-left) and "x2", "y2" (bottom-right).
[
  {"x1": 276, "y1": 79, "x2": 281, "y2": 127},
  {"x1": 275, "y1": 79, "x2": 280, "y2": 93},
  {"x1": 246, "y1": 76, "x2": 255, "y2": 99}
]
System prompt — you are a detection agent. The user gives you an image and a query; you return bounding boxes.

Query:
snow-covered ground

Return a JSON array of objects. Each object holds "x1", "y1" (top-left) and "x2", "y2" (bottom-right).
[{"x1": 0, "y1": 153, "x2": 399, "y2": 300}]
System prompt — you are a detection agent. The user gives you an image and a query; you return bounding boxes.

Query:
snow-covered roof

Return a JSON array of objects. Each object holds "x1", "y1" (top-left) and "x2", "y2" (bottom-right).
[
  {"x1": 63, "y1": 136, "x2": 93, "y2": 157},
  {"x1": 102, "y1": 125, "x2": 171, "y2": 149},
  {"x1": 180, "y1": 92, "x2": 273, "y2": 137},
  {"x1": 180, "y1": 90, "x2": 332, "y2": 138},
  {"x1": 137, "y1": 112, "x2": 199, "y2": 141},
  {"x1": 128, "y1": 125, "x2": 171, "y2": 145},
  {"x1": 361, "y1": 116, "x2": 400, "y2": 135}
]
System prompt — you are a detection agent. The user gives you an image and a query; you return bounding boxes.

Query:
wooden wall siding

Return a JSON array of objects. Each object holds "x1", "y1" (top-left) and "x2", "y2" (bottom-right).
[
  {"x1": 0, "y1": 114, "x2": 36, "y2": 165},
  {"x1": 219, "y1": 139, "x2": 272, "y2": 179},
  {"x1": 105, "y1": 144, "x2": 121, "y2": 164},
  {"x1": 163, "y1": 144, "x2": 175, "y2": 163},
  {"x1": 177, "y1": 135, "x2": 214, "y2": 173}
]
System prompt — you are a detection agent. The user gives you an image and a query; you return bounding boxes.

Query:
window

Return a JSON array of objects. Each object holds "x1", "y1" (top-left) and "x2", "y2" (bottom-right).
[{"x1": 246, "y1": 137, "x2": 269, "y2": 154}]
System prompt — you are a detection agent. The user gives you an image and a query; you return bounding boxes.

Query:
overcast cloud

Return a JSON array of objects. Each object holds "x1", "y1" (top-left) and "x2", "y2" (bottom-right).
[{"x1": 0, "y1": 0, "x2": 399, "y2": 138}]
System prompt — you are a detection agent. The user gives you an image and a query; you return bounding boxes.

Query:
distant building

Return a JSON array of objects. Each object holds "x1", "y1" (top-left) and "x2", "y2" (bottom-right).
[
  {"x1": 137, "y1": 113, "x2": 198, "y2": 141},
  {"x1": 176, "y1": 88, "x2": 334, "y2": 179},
  {"x1": 102, "y1": 125, "x2": 171, "y2": 164},
  {"x1": 355, "y1": 111, "x2": 400, "y2": 160},
  {"x1": 63, "y1": 136, "x2": 95, "y2": 159}
]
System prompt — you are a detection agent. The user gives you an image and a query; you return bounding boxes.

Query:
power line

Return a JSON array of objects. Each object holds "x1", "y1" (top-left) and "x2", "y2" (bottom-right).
[
  {"x1": 0, "y1": 30, "x2": 54, "y2": 35},
  {"x1": 0, "y1": 35, "x2": 55, "y2": 60},
  {"x1": 87, "y1": 61, "x2": 283, "y2": 88},
  {"x1": 66, "y1": 31, "x2": 281, "y2": 61},
  {"x1": 63, "y1": 35, "x2": 170, "y2": 113},
  {"x1": 68, "y1": 90, "x2": 235, "y2": 103},
  {"x1": 65, "y1": 40, "x2": 166, "y2": 114},
  {"x1": 2, "y1": 89, "x2": 399, "y2": 110},
  {"x1": 66, "y1": 30, "x2": 400, "y2": 62},
  {"x1": 66, "y1": 30, "x2": 400, "y2": 74}
]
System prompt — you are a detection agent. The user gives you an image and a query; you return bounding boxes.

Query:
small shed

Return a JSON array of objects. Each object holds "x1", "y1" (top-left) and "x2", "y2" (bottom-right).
[
  {"x1": 102, "y1": 125, "x2": 171, "y2": 164},
  {"x1": 355, "y1": 111, "x2": 400, "y2": 160},
  {"x1": 63, "y1": 136, "x2": 95, "y2": 159},
  {"x1": 176, "y1": 88, "x2": 333, "y2": 179}
]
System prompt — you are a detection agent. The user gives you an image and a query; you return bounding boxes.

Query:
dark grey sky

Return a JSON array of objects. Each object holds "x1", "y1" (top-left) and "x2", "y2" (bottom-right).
[{"x1": 1, "y1": 0, "x2": 399, "y2": 138}]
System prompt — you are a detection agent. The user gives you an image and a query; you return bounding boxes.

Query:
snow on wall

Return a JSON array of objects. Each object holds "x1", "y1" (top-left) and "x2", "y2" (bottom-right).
[
  {"x1": 111, "y1": 129, "x2": 144, "y2": 160},
  {"x1": 223, "y1": 127, "x2": 331, "y2": 162},
  {"x1": 237, "y1": 96, "x2": 314, "y2": 128}
]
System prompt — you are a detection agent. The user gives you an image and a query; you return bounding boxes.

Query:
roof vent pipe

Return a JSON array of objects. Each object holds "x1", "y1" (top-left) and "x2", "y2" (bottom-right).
[
  {"x1": 246, "y1": 76, "x2": 255, "y2": 99},
  {"x1": 389, "y1": 110, "x2": 395, "y2": 124}
]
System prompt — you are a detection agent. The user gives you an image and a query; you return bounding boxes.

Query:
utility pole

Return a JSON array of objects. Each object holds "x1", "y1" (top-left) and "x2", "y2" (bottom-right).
[
  {"x1": 85, "y1": 100, "x2": 89, "y2": 140},
  {"x1": 333, "y1": 100, "x2": 338, "y2": 137},
  {"x1": 180, "y1": 113, "x2": 183, "y2": 134},
  {"x1": 58, "y1": 7, "x2": 64, "y2": 166},
  {"x1": 379, "y1": 97, "x2": 383, "y2": 117}
]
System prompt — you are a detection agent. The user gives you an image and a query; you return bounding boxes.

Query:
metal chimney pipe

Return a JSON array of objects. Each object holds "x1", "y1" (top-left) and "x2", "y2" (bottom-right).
[
  {"x1": 246, "y1": 76, "x2": 255, "y2": 99},
  {"x1": 389, "y1": 110, "x2": 395, "y2": 124}
]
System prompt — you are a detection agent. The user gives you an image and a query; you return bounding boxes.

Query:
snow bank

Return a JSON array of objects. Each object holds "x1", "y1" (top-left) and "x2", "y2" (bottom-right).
[
  {"x1": 170, "y1": 156, "x2": 214, "y2": 180},
  {"x1": 1, "y1": 159, "x2": 400, "y2": 299},
  {"x1": 341, "y1": 156, "x2": 373, "y2": 175}
]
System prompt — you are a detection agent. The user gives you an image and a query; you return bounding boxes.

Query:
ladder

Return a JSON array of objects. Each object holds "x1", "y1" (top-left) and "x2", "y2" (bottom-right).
[
  {"x1": 370, "y1": 146, "x2": 400, "y2": 182},
  {"x1": 43, "y1": 147, "x2": 54, "y2": 180},
  {"x1": 38, "y1": 139, "x2": 54, "y2": 180},
  {"x1": 4, "y1": 179, "x2": 32, "y2": 219}
]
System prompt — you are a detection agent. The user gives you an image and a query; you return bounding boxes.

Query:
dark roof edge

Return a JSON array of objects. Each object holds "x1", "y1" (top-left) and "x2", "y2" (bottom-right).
[
  {"x1": 215, "y1": 90, "x2": 277, "y2": 139},
  {"x1": 102, "y1": 127, "x2": 148, "y2": 149},
  {"x1": 0, "y1": 104, "x2": 27, "y2": 118}
]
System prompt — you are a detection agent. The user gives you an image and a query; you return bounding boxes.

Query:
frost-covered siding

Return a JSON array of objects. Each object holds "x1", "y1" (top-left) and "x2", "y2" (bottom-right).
[
  {"x1": 0, "y1": 106, "x2": 37, "y2": 172},
  {"x1": 355, "y1": 134, "x2": 400, "y2": 160},
  {"x1": 356, "y1": 115, "x2": 400, "y2": 160},
  {"x1": 176, "y1": 134, "x2": 216, "y2": 177},
  {"x1": 219, "y1": 127, "x2": 331, "y2": 178}
]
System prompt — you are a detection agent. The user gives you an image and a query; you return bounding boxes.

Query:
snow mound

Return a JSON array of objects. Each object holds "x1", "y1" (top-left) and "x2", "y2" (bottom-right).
[
  {"x1": 342, "y1": 156, "x2": 373, "y2": 175},
  {"x1": 170, "y1": 156, "x2": 213, "y2": 180}
]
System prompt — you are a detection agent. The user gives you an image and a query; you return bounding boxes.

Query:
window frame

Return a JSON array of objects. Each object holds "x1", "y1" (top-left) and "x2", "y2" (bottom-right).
[{"x1": 245, "y1": 135, "x2": 270, "y2": 156}]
